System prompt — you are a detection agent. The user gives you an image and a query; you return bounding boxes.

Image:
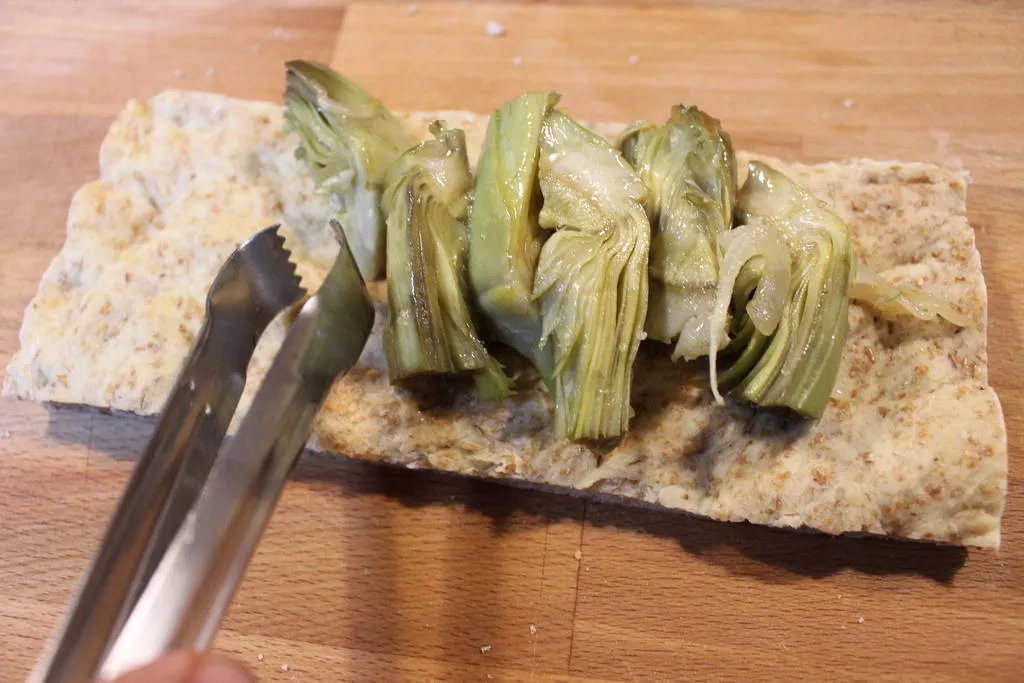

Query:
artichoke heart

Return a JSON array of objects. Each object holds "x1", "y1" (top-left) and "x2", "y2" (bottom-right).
[
  {"x1": 284, "y1": 60, "x2": 415, "y2": 280},
  {"x1": 714, "y1": 162, "x2": 855, "y2": 419},
  {"x1": 619, "y1": 105, "x2": 737, "y2": 361},
  {"x1": 382, "y1": 122, "x2": 512, "y2": 400},
  {"x1": 468, "y1": 92, "x2": 558, "y2": 378},
  {"x1": 468, "y1": 95, "x2": 651, "y2": 443},
  {"x1": 534, "y1": 110, "x2": 651, "y2": 443}
]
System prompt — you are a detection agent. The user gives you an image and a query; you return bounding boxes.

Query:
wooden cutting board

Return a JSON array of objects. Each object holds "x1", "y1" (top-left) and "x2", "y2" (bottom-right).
[{"x1": 2, "y1": 2, "x2": 1023, "y2": 681}]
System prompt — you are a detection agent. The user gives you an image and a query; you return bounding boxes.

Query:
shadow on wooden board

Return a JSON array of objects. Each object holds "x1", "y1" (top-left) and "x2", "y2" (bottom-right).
[
  {"x1": 292, "y1": 450, "x2": 968, "y2": 586},
  {"x1": 45, "y1": 408, "x2": 967, "y2": 587}
]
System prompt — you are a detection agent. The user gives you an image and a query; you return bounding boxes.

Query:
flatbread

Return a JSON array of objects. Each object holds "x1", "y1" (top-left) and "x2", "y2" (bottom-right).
[{"x1": 3, "y1": 90, "x2": 1007, "y2": 548}]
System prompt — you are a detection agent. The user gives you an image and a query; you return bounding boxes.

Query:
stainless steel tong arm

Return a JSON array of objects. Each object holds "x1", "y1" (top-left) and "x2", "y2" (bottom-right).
[
  {"x1": 30, "y1": 226, "x2": 305, "y2": 683},
  {"x1": 100, "y1": 222, "x2": 374, "y2": 680}
]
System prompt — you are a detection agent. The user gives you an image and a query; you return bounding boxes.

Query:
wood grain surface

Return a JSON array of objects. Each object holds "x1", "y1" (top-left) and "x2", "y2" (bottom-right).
[{"x1": 1, "y1": 1, "x2": 1023, "y2": 681}]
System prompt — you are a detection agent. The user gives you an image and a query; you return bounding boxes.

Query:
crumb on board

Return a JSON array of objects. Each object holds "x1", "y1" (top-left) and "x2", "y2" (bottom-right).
[
  {"x1": 405, "y1": 4, "x2": 418, "y2": 15},
  {"x1": 529, "y1": 623, "x2": 537, "y2": 636},
  {"x1": 257, "y1": 654, "x2": 264, "y2": 662},
  {"x1": 573, "y1": 549, "x2": 582, "y2": 561},
  {"x1": 171, "y1": 69, "x2": 184, "y2": 80},
  {"x1": 843, "y1": 98, "x2": 855, "y2": 108},
  {"x1": 281, "y1": 663, "x2": 290, "y2": 672},
  {"x1": 627, "y1": 54, "x2": 639, "y2": 66},
  {"x1": 480, "y1": 644, "x2": 492, "y2": 654},
  {"x1": 204, "y1": 67, "x2": 215, "y2": 78},
  {"x1": 485, "y1": 20, "x2": 506, "y2": 37},
  {"x1": 0, "y1": 430, "x2": 11, "y2": 439},
  {"x1": 512, "y1": 55, "x2": 523, "y2": 67},
  {"x1": 858, "y1": 616, "x2": 865, "y2": 624}
]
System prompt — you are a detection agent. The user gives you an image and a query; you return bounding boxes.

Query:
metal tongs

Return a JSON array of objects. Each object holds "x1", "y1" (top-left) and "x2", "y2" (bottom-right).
[{"x1": 31, "y1": 222, "x2": 375, "y2": 683}]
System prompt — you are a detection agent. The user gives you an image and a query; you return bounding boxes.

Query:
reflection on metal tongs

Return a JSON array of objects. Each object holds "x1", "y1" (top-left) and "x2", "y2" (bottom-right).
[{"x1": 31, "y1": 220, "x2": 375, "y2": 683}]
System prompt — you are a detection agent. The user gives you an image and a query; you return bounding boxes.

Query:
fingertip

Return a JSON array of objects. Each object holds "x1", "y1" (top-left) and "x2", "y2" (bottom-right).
[
  {"x1": 105, "y1": 651, "x2": 254, "y2": 683},
  {"x1": 192, "y1": 655, "x2": 255, "y2": 683}
]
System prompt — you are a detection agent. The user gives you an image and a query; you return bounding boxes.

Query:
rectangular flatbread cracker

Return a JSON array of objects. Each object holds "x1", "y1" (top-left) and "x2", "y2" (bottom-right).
[{"x1": 3, "y1": 91, "x2": 1007, "y2": 548}]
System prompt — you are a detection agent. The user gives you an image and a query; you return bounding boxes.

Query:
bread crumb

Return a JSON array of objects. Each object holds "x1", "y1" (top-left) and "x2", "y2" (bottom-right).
[
  {"x1": 843, "y1": 98, "x2": 854, "y2": 108},
  {"x1": 405, "y1": 4, "x2": 418, "y2": 15},
  {"x1": 273, "y1": 27, "x2": 285, "y2": 37},
  {"x1": 479, "y1": 644, "x2": 492, "y2": 654},
  {"x1": 204, "y1": 404, "x2": 212, "y2": 415},
  {"x1": 172, "y1": 69, "x2": 185, "y2": 80},
  {"x1": 627, "y1": 55, "x2": 639, "y2": 66},
  {"x1": 573, "y1": 549, "x2": 582, "y2": 561},
  {"x1": 857, "y1": 616, "x2": 865, "y2": 624},
  {"x1": 485, "y1": 20, "x2": 506, "y2": 37},
  {"x1": 281, "y1": 663, "x2": 290, "y2": 672},
  {"x1": 204, "y1": 67, "x2": 216, "y2": 78},
  {"x1": 257, "y1": 654, "x2": 264, "y2": 662},
  {"x1": 512, "y1": 56, "x2": 523, "y2": 67},
  {"x1": 529, "y1": 623, "x2": 537, "y2": 636},
  {"x1": 0, "y1": 430, "x2": 11, "y2": 439}
]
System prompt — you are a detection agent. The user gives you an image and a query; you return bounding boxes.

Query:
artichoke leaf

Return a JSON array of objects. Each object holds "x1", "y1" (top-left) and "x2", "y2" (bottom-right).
[
  {"x1": 850, "y1": 260, "x2": 971, "y2": 327},
  {"x1": 534, "y1": 110, "x2": 651, "y2": 442},
  {"x1": 619, "y1": 105, "x2": 738, "y2": 361},
  {"x1": 708, "y1": 219, "x2": 792, "y2": 403},
  {"x1": 383, "y1": 122, "x2": 512, "y2": 400},
  {"x1": 285, "y1": 60, "x2": 415, "y2": 280}
]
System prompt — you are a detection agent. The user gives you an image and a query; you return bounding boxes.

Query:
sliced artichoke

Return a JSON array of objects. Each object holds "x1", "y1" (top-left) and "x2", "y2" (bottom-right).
[
  {"x1": 714, "y1": 161, "x2": 855, "y2": 418},
  {"x1": 619, "y1": 105, "x2": 737, "y2": 361},
  {"x1": 533, "y1": 110, "x2": 651, "y2": 443},
  {"x1": 468, "y1": 95, "x2": 651, "y2": 443},
  {"x1": 467, "y1": 91, "x2": 558, "y2": 378},
  {"x1": 284, "y1": 60, "x2": 415, "y2": 280},
  {"x1": 382, "y1": 122, "x2": 512, "y2": 400}
]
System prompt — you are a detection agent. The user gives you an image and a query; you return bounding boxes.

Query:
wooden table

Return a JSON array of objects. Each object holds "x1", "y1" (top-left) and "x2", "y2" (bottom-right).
[{"x1": 2, "y1": 1, "x2": 1022, "y2": 680}]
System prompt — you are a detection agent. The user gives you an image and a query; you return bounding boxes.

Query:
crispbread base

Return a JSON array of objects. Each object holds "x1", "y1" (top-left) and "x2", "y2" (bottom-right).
[{"x1": 3, "y1": 91, "x2": 1007, "y2": 547}]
